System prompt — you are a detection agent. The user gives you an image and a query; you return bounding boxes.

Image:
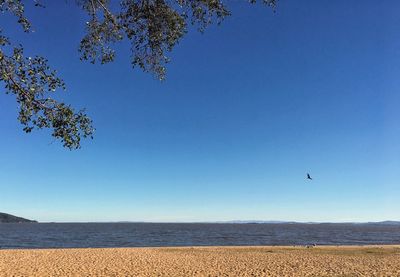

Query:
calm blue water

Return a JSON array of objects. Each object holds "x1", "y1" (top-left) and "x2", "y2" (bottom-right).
[{"x1": 0, "y1": 223, "x2": 399, "y2": 249}]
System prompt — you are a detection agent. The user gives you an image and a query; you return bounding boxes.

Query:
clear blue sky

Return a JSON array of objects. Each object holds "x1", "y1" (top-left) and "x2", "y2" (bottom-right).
[{"x1": 1, "y1": 0, "x2": 400, "y2": 222}]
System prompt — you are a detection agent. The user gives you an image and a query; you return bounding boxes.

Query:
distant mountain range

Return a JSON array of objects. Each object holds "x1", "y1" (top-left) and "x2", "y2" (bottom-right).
[
  {"x1": 213, "y1": 220, "x2": 400, "y2": 225},
  {"x1": 0, "y1": 213, "x2": 399, "y2": 225},
  {"x1": 0, "y1": 212, "x2": 37, "y2": 223},
  {"x1": 365, "y1": 221, "x2": 400, "y2": 226}
]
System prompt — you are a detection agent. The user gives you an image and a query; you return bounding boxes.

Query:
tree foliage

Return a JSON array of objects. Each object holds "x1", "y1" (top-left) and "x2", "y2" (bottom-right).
[{"x1": 1, "y1": 0, "x2": 276, "y2": 149}]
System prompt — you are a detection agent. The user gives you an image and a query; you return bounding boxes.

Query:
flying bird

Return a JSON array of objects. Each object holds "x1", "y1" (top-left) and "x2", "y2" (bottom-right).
[
  {"x1": 34, "y1": 1, "x2": 45, "y2": 8},
  {"x1": 306, "y1": 173, "x2": 313, "y2": 180}
]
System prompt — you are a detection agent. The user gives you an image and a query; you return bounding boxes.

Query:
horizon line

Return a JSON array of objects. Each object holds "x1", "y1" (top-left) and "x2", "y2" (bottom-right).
[{"x1": 33, "y1": 220, "x2": 400, "y2": 224}]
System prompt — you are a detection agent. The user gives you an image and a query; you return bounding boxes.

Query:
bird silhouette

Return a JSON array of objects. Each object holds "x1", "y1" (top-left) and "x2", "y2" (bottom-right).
[
  {"x1": 307, "y1": 173, "x2": 313, "y2": 180},
  {"x1": 34, "y1": 1, "x2": 45, "y2": 8}
]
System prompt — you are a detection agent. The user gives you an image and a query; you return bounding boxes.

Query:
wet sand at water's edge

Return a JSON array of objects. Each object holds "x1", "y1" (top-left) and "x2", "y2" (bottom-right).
[{"x1": 1, "y1": 245, "x2": 400, "y2": 276}]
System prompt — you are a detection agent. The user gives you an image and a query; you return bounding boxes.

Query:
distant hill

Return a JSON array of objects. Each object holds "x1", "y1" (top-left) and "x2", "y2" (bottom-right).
[
  {"x1": 218, "y1": 220, "x2": 297, "y2": 224},
  {"x1": 368, "y1": 221, "x2": 400, "y2": 226},
  {"x1": 0, "y1": 213, "x2": 37, "y2": 223}
]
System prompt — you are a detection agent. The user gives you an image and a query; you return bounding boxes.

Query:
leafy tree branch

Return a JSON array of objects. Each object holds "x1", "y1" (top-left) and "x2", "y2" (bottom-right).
[{"x1": 1, "y1": 0, "x2": 276, "y2": 149}]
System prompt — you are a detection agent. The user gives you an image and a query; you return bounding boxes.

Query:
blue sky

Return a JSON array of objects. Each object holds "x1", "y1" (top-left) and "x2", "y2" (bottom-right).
[{"x1": 1, "y1": 0, "x2": 400, "y2": 222}]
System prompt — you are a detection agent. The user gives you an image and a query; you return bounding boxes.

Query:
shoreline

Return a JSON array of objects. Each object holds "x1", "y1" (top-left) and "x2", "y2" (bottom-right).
[
  {"x1": 1, "y1": 245, "x2": 400, "y2": 276},
  {"x1": 1, "y1": 244, "x2": 400, "y2": 250}
]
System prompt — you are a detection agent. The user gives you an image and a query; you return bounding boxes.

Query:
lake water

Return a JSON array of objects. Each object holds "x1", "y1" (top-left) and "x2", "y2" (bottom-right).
[{"x1": 0, "y1": 223, "x2": 399, "y2": 249}]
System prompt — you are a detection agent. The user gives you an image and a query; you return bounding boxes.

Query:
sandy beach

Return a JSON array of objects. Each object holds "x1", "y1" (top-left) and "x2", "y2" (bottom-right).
[{"x1": 1, "y1": 245, "x2": 399, "y2": 276}]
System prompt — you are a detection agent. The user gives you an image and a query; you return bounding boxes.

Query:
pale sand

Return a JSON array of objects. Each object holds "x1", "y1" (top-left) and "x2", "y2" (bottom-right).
[{"x1": 1, "y1": 246, "x2": 400, "y2": 276}]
